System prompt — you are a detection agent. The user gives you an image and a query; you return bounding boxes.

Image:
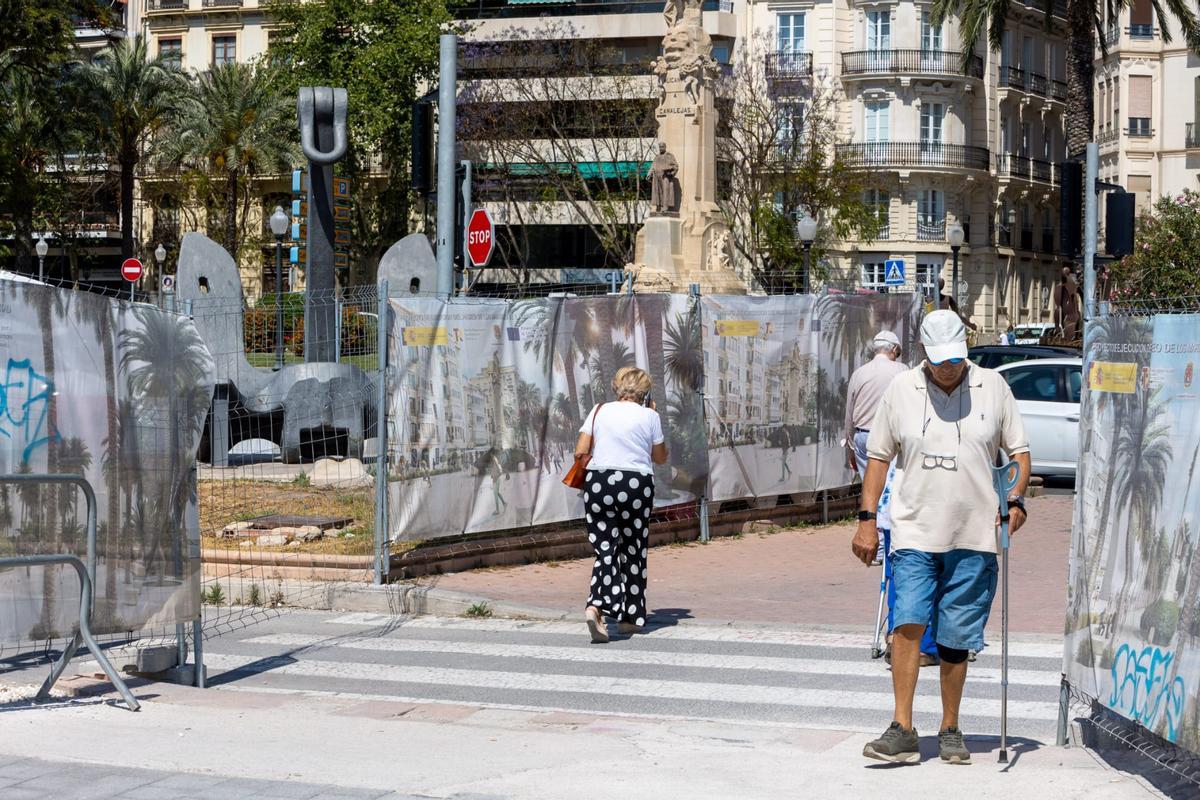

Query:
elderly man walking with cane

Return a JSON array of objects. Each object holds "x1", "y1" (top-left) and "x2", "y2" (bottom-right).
[{"x1": 851, "y1": 310, "x2": 1031, "y2": 765}]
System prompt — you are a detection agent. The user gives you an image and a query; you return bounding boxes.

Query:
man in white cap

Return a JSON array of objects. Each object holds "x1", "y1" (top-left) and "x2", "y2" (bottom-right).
[
  {"x1": 852, "y1": 310, "x2": 1031, "y2": 765},
  {"x1": 844, "y1": 330, "x2": 905, "y2": 480}
]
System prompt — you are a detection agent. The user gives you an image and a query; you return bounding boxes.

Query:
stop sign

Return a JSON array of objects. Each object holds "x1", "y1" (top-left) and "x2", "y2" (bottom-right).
[
  {"x1": 120, "y1": 258, "x2": 143, "y2": 282},
  {"x1": 466, "y1": 208, "x2": 495, "y2": 268}
]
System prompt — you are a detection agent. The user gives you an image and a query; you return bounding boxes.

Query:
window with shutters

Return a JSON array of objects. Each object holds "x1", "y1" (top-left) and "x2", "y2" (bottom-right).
[
  {"x1": 861, "y1": 260, "x2": 890, "y2": 292},
  {"x1": 1130, "y1": 0, "x2": 1153, "y2": 38},
  {"x1": 213, "y1": 35, "x2": 236, "y2": 67},
  {"x1": 158, "y1": 38, "x2": 182, "y2": 70},
  {"x1": 864, "y1": 189, "x2": 890, "y2": 238},
  {"x1": 1128, "y1": 75, "x2": 1152, "y2": 136}
]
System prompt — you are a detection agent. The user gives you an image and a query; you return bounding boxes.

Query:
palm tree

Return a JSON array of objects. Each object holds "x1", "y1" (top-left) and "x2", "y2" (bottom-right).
[
  {"x1": 1104, "y1": 387, "x2": 1173, "y2": 638},
  {"x1": 78, "y1": 35, "x2": 188, "y2": 260},
  {"x1": 160, "y1": 61, "x2": 296, "y2": 258},
  {"x1": 663, "y1": 308, "x2": 704, "y2": 394},
  {"x1": 56, "y1": 437, "x2": 92, "y2": 545},
  {"x1": 0, "y1": 68, "x2": 78, "y2": 273},
  {"x1": 119, "y1": 308, "x2": 214, "y2": 573},
  {"x1": 934, "y1": 0, "x2": 1200, "y2": 156}
]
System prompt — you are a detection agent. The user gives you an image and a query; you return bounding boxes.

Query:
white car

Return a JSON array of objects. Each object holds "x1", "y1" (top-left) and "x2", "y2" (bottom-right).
[
  {"x1": 1011, "y1": 322, "x2": 1056, "y2": 345},
  {"x1": 995, "y1": 357, "x2": 1081, "y2": 477}
]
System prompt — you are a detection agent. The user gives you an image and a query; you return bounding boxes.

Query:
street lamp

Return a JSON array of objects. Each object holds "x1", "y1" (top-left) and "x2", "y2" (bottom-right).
[
  {"x1": 35, "y1": 235, "x2": 48, "y2": 282},
  {"x1": 154, "y1": 244, "x2": 167, "y2": 309},
  {"x1": 797, "y1": 213, "x2": 817, "y2": 294},
  {"x1": 948, "y1": 222, "x2": 965, "y2": 309},
  {"x1": 269, "y1": 205, "x2": 289, "y2": 371}
]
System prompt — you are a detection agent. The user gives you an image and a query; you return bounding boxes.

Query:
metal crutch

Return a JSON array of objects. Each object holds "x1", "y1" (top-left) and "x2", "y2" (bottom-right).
[
  {"x1": 992, "y1": 459, "x2": 1020, "y2": 764},
  {"x1": 871, "y1": 528, "x2": 890, "y2": 659}
]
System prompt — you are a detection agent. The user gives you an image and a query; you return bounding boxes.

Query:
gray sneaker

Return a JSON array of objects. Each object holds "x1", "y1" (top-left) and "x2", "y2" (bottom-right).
[
  {"x1": 938, "y1": 726, "x2": 971, "y2": 764},
  {"x1": 863, "y1": 721, "x2": 920, "y2": 764}
]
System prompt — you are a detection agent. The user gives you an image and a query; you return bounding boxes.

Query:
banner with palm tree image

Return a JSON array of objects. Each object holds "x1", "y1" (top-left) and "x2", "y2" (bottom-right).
[
  {"x1": 0, "y1": 280, "x2": 214, "y2": 643},
  {"x1": 1064, "y1": 313, "x2": 1200, "y2": 751},
  {"x1": 386, "y1": 294, "x2": 706, "y2": 541},
  {"x1": 700, "y1": 292, "x2": 923, "y2": 502},
  {"x1": 384, "y1": 292, "x2": 920, "y2": 541}
]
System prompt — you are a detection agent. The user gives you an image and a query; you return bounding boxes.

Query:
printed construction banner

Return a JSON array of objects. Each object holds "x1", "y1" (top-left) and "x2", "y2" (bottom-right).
[
  {"x1": 1065, "y1": 313, "x2": 1200, "y2": 751},
  {"x1": 385, "y1": 294, "x2": 707, "y2": 541},
  {"x1": 0, "y1": 280, "x2": 214, "y2": 643},
  {"x1": 700, "y1": 292, "x2": 922, "y2": 502}
]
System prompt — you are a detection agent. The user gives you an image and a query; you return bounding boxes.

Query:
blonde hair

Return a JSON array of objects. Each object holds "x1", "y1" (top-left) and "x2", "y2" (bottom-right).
[{"x1": 612, "y1": 366, "x2": 652, "y2": 403}]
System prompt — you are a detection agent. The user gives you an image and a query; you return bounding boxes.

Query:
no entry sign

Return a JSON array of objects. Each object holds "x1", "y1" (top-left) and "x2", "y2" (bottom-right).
[
  {"x1": 121, "y1": 258, "x2": 143, "y2": 282},
  {"x1": 466, "y1": 208, "x2": 495, "y2": 268}
]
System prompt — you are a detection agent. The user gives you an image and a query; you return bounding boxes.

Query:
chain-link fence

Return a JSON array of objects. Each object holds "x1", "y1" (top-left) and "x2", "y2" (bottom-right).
[{"x1": 192, "y1": 285, "x2": 386, "y2": 638}]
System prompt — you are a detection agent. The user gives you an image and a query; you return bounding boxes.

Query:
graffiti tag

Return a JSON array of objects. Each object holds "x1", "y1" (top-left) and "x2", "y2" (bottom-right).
[
  {"x1": 0, "y1": 358, "x2": 59, "y2": 463},
  {"x1": 1107, "y1": 643, "x2": 1188, "y2": 742}
]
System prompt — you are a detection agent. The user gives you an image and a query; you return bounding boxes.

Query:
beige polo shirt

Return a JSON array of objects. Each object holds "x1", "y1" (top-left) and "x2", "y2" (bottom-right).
[
  {"x1": 866, "y1": 362, "x2": 1029, "y2": 554},
  {"x1": 843, "y1": 354, "x2": 908, "y2": 443}
]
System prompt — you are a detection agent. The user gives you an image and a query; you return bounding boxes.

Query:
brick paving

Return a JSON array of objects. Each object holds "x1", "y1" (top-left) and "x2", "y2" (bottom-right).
[{"x1": 430, "y1": 493, "x2": 1074, "y2": 635}]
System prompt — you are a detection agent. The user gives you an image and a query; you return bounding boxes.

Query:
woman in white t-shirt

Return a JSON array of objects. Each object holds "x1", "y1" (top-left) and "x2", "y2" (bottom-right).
[{"x1": 573, "y1": 367, "x2": 669, "y2": 644}]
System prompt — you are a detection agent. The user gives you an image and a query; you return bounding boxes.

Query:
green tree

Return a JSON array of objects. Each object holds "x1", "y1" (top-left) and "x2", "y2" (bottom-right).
[
  {"x1": 0, "y1": 1, "x2": 112, "y2": 81},
  {"x1": 267, "y1": 0, "x2": 453, "y2": 266},
  {"x1": 720, "y1": 35, "x2": 882, "y2": 291},
  {"x1": 934, "y1": 0, "x2": 1200, "y2": 157},
  {"x1": 160, "y1": 62, "x2": 296, "y2": 259},
  {"x1": 78, "y1": 35, "x2": 189, "y2": 260},
  {"x1": 1105, "y1": 190, "x2": 1200, "y2": 306}
]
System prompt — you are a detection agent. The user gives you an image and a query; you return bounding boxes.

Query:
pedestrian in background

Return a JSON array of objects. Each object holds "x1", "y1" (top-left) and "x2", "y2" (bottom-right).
[
  {"x1": 853, "y1": 310, "x2": 1031, "y2": 765},
  {"x1": 573, "y1": 367, "x2": 669, "y2": 644},
  {"x1": 844, "y1": 331, "x2": 906, "y2": 564}
]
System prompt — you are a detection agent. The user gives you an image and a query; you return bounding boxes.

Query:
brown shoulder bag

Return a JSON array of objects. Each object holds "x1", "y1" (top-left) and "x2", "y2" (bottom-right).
[{"x1": 563, "y1": 402, "x2": 603, "y2": 489}]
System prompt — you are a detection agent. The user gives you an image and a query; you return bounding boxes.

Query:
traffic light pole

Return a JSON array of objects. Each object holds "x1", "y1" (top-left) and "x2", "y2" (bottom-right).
[
  {"x1": 1083, "y1": 143, "x2": 1098, "y2": 323},
  {"x1": 435, "y1": 34, "x2": 457, "y2": 299}
]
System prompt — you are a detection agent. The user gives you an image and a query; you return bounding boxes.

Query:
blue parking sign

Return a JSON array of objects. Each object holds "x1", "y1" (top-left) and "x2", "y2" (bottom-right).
[{"x1": 884, "y1": 259, "x2": 905, "y2": 286}]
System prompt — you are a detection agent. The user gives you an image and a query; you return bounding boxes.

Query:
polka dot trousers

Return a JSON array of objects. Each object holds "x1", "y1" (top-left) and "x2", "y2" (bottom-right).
[{"x1": 584, "y1": 468, "x2": 654, "y2": 626}]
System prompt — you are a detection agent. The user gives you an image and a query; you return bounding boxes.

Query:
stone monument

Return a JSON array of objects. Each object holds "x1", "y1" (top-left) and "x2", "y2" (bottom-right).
[{"x1": 628, "y1": 0, "x2": 749, "y2": 294}]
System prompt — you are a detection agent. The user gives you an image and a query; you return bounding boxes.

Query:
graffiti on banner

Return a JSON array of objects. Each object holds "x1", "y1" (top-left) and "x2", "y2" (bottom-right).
[
  {"x1": 1, "y1": 357, "x2": 59, "y2": 463},
  {"x1": 1108, "y1": 642, "x2": 1189, "y2": 742}
]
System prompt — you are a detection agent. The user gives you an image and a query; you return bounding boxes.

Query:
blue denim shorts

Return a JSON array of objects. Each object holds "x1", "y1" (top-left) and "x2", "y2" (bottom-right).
[{"x1": 890, "y1": 548, "x2": 998, "y2": 652}]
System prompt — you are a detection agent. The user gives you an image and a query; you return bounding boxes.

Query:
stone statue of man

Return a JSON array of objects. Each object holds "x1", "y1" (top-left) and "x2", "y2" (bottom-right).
[
  {"x1": 663, "y1": 0, "x2": 702, "y2": 27},
  {"x1": 1053, "y1": 266, "x2": 1082, "y2": 340},
  {"x1": 650, "y1": 142, "x2": 678, "y2": 215}
]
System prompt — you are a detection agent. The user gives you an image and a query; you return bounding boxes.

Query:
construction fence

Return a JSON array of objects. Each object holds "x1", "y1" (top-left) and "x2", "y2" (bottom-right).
[
  {"x1": 1062, "y1": 298, "x2": 1200, "y2": 782},
  {"x1": 0, "y1": 279, "x2": 211, "y2": 656}
]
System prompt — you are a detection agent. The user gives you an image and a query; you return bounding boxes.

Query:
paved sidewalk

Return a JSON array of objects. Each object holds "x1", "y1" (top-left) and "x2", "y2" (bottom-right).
[{"x1": 427, "y1": 493, "x2": 1073, "y2": 635}]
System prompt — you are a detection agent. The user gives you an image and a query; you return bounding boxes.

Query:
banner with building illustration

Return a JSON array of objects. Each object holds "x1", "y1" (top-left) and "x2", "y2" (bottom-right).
[
  {"x1": 1064, "y1": 313, "x2": 1200, "y2": 752},
  {"x1": 386, "y1": 294, "x2": 707, "y2": 540},
  {"x1": 0, "y1": 280, "x2": 213, "y2": 643},
  {"x1": 700, "y1": 292, "x2": 923, "y2": 503}
]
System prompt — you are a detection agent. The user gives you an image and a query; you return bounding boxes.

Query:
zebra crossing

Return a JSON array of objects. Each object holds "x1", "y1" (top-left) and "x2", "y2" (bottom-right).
[{"x1": 202, "y1": 610, "x2": 1066, "y2": 742}]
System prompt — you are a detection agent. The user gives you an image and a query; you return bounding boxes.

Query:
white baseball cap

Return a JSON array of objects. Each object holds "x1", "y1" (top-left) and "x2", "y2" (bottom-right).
[
  {"x1": 872, "y1": 330, "x2": 900, "y2": 349},
  {"x1": 920, "y1": 310, "x2": 968, "y2": 363}
]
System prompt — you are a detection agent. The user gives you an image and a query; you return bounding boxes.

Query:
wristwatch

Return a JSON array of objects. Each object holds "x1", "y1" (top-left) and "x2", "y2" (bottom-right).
[
  {"x1": 1006, "y1": 495, "x2": 1026, "y2": 514},
  {"x1": 858, "y1": 510, "x2": 877, "y2": 522}
]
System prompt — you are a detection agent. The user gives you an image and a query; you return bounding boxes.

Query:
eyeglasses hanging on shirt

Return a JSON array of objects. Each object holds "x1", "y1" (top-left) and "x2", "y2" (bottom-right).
[{"x1": 920, "y1": 379, "x2": 965, "y2": 471}]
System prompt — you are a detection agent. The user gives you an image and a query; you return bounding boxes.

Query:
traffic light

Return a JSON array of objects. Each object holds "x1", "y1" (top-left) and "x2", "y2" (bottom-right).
[
  {"x1": 1058, "y1": 160, "x2": 1082, "y2": 257},
  {"x1": 411, "y1": 99, "x2": 434, "y2": 195},
  {"x1": 1105, "y1": 191, "x2": 1135, "y2": 257}
]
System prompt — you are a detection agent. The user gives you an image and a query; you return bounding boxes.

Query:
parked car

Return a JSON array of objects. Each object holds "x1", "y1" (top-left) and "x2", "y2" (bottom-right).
[
  {"x1": 1012, "y1": 322, "x2": 1056, "y2": 345},
  {"x1": 995, "y1": 357, "x2": 1082, "y2": 477},
  {"x1": 968, "y1": 344, "x2": 1080, "y2": 370}
]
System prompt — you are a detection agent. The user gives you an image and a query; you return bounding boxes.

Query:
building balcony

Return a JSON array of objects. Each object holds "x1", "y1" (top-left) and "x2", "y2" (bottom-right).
[
  {"x1": 1187, "y1": 122, "x2": 1200, "y2": 149},
  {"x1": 836, "y1": 141, "x2": 991, "y2": 172},
  {"x1": 1128, "y1": 23, "x2": 1155, "y2": 40},
  {"x1": 1104, "y1": 27, "x2": 1120, "y2": 48},
  {"x1": 766, "y1": 52, "x2": 813, "y2": 82},
  {"x1": 916, "y1": 220, "x2": 946, "y2": 241},
  {"x1": 996, "y1": 154, "x2": 1056, "y2": 185},
  {"x1": 1097, "y1": 127, "x2": 1120, "y2": 151},
  {"x1": 1031, "y1": 158, "x2": 1053, "y2": 184},
  {"x1": 840, "y1": 50, "x2": 983, "y2": 80},
  {"x1": 999, "y1": 66, "x2": 1026, "y2": 89},
  {"x1": 145, "y1": 0, "x2": 187, "y2": 11},
  {"x1": 1050, "y1": 79, "x2": 1068, "y2": 102}
]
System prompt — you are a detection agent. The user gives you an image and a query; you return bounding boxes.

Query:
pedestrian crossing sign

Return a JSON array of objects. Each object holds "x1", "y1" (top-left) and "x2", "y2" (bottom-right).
[{"x1": 884, "y1": 259, "x2": 905, "y2": 286}]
